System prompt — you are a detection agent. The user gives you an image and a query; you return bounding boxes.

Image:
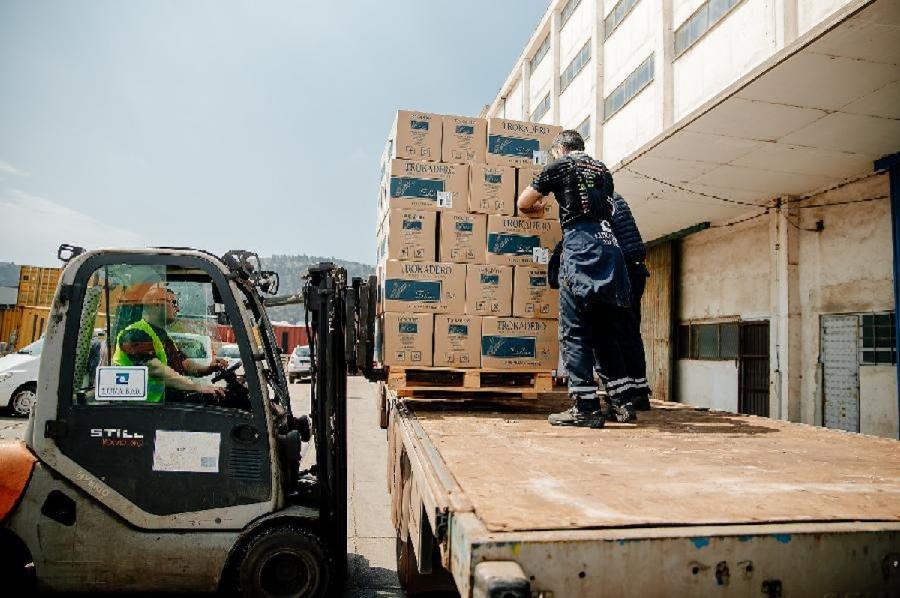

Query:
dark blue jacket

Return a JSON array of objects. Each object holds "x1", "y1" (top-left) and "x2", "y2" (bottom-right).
[{"x1": 611, "y1": 193, "x2": 646, "y2": 264}]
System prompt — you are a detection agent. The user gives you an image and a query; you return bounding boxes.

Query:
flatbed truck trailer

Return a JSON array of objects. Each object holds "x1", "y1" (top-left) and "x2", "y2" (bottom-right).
[{"x1": 382, "y1": 389, "x2": 900, "y2": 597}]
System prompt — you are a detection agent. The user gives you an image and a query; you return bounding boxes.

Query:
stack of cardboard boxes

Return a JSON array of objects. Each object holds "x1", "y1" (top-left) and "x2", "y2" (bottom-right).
[{"x1": 376, "y1": 110, "x2": 564, "y2": 371}]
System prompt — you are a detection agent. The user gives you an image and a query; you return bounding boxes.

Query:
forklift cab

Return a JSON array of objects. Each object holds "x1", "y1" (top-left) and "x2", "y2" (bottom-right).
[{"x1": 2, "y1": 247, "x2": 371, "y2": 596}]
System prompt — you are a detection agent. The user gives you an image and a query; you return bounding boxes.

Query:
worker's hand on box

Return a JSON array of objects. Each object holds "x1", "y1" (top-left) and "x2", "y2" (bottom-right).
[{"x1": 520, "y1": 199, "x2": 545, "y2": 218}]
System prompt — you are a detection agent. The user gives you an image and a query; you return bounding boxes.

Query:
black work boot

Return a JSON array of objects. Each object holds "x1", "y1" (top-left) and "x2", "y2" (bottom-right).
[
  {"x1": 549, "y1": 396, "x2": 605, "y2": 429},
  {"x1": 609, "y1": 399, "x2": 637, "y2": 423},
  {"x1": 633, "y1": 393, "x2": 651, "y2": 411}
]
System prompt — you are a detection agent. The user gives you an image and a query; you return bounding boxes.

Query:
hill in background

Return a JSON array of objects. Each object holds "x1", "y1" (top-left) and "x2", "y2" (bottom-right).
[
  {"x1": 0, "y1": 257, "x2": 369, "y2": 324},
  {"x1": 262, "y1": 255, "x2": 374, "y2": 324}
]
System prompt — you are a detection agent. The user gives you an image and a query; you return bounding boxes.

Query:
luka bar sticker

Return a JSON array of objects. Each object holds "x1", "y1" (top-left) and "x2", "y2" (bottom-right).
[{"x1": 95, "y1": 366, "x2": 148, "y2": 401}]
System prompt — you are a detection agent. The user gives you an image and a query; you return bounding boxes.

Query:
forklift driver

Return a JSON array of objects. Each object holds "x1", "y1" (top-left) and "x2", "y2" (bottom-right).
[{"x1": 112, "y1": 285, "x2": 227, "y2": 403}]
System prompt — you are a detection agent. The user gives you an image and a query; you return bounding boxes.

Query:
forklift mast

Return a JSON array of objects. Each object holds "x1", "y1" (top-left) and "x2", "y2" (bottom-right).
[{"x1": 295, "y1": 264, "x2": 379, "y2": 573}]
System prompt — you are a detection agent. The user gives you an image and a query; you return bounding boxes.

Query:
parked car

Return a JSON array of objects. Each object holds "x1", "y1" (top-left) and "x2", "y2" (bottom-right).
[
  {"x1": 0, "y1": 337, "x2": 42, "y2": 417},
  {"x1": 216, "y1": 343, "x2": 242, "y2": 368},
  {"x1": 170, "y1": 332, "x2": 214, "y2": 382},
  {"x1": 288, "y1": 345, "x2": 311, "y2": 383}
]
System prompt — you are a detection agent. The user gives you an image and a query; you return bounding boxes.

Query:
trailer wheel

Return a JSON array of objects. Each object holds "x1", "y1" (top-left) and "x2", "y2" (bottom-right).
[
  {"x1": 378, "y1": 382, "x2": 389, "y2": 430},
  {"x1": 396, "y1": 533, "x2": 455, "y2": 596},
  {"x1": 238, "y1": 526, "x2": 332, "y2": 598}
]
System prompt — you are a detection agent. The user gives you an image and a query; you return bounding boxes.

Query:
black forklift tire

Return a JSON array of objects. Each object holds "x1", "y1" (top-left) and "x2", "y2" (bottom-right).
[
  {"x1": 238, "y1": 526, "x2": 332, "y2": 598},
  {"x1": 395, "y1": 533, "x2": 456, "y2": 596}
]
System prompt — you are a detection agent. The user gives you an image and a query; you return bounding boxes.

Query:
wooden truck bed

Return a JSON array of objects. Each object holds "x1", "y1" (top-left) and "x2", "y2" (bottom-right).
[{"x1": 386, "y1": 392, "x2": 900, "y2": 596}]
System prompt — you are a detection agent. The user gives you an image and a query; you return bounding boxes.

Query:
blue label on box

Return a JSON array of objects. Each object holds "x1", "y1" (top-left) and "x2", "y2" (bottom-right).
[
  {"x1": 385, "y1": 279, "x2": 441, "y2": 302},
  {"x1": 484, "y1": 173, "x2": 502, "y2": 184},
  {"x1": 448, "y1": 324, "x2": 468, "y2": 336},
  {"x1": 455, "y1": 125, "x2": 474, "y2": 135},
  {"x1": 402, "y1": 219, "x2": 423, "y2": 230},
  {"x1": 411, "y1": 119, "x2": 429, "y2": 130},
  {"x1": 455, "y1": 221, "x2": 474, "y2": 232},
  {"x1": 482, "y1": 336, "x2": 536, "y2": 358},
  {"x1": 488, "y1": 135, "x2": 540, "y2": 158},
  {"x1": 487, "y1": 233, "x2": 541, "y2": 256},
  {"x1": 480, "y1": 274, "x2": 500, "y2": 285},
  {"x1": 530, "y1": 275, "x2": 547, "y2": 287},
  {"x1": 399, "y1": 322, "x2": 419, "y2": 334},
  {"x1": 390, "y1": 177, "x2": 445, "y2": 200}
]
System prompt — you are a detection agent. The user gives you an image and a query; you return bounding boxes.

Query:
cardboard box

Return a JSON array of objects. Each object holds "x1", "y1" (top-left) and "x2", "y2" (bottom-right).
[
  {"x1": 381, "y1": 260, "x2": 465, "y2": 314},
  {"x1": 516, "y1": 166, "x2": 559, "y2": 220},
  {"x1": 481, "y1": 317, "x2": 559, "y2": 370},
  {"x1": 469, "y1": 164, "x2": 515, "y2": 215},
  {"x1": 466, "y1": 265, "x2": 512, "y2": 316},
  {"x1": 380, "y1": 312, "x2": 433, "y2": 367},
  {"x1": 439, "y1": 213, "x2": 486, "y2": 264},
  {"x1": 434, "y1": 314, "x2": 481, "y2": 368},
  {"x1": 486, "y1": 216, "x2": 562, "y2": 266},
  {"x1": 383, "y1": 159, "x2": 469, "y2": 215},
  {"x1": 442, "y1": 115, "x2": 486, "y2": 164},
  {"x1": 386, "y1": 110, "x2": 442, "y2": 162},
  {"x1": 377, "y1": 208, "x2": 436, "y2": 263},
  {"x1": 513, "y1": 265, "x2": 559, "y2": 318},
  {"x1": 486, "y1": 118, "x2": 562, "y2": 167}
]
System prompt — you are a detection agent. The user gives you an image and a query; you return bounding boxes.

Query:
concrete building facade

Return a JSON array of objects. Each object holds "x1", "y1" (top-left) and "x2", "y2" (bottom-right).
[{"x1": 484, "y1": 0, "x2": 900, "y2": 438}]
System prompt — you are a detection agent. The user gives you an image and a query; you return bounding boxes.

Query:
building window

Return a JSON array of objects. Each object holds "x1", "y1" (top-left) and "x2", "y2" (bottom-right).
[
  {"x1": 530, "y1": 34, "x2": 550, "y2": 72},
  {"x1": 675, "y1": 0, "x2": 745, "y2": 57},
  {"x1": 576, "y1": 116, "x2": 591, "y2": 141},
  {"x1": 860, "y1": 312, "x2": 896, "y2": 365},
  {"x1": 678, "y1": 321, "x2": 739, "y2": 360},
  {"x1": 604, "y1": 0, "x2": 640, "y2": 37},
  {"x1": 560, "y1": 0, "x2": 582, "y2": 28},
  {"x1": 560, "y1": 40, "x2": 591, "y2": 93},
  {"x1": 531, "y1": 93, "x2": 551, "y2": 122},
  {"x1": 603, "y1": 54, "x2": 654, "y2": 120}
]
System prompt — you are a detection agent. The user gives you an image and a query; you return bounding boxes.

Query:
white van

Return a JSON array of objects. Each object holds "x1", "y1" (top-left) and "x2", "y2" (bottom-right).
[{"x1": 0, "y1": 338, "x2": 43, "y2": 417}]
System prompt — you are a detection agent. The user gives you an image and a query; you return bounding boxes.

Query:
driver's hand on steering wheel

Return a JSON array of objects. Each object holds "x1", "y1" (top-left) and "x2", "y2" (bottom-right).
[
  {"x1": 209, "y1": 357, "x2": 229, "y2": 372},
  {"x1": 199, "y1": 385, "x2": 227, "y2": 400}
]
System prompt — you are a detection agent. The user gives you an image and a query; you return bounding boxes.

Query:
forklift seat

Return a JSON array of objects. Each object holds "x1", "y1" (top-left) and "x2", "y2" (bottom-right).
[{"x1": 0, "y1": 441, "x2": 37, "y2": 523}]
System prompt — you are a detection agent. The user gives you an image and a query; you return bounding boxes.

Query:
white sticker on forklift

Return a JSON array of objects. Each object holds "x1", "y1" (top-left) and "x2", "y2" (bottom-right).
[
  {"x1": 95, "y1": 366, "x2": 148, "y2": 401},
  {"x1": 152, "y1": 430, "x2": 221, "y2": 473},
  {"x1": 436, "y1": 191, "x2": 453, "y2": 208}
]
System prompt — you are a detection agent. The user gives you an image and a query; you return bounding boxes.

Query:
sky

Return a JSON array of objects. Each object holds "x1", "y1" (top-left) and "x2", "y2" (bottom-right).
[{"x1": 0, "y1": 0, "x2": 549, "y2": 267}]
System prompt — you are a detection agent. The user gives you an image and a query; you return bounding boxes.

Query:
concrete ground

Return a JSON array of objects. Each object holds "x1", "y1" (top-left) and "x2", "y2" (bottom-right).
[
  {"x1": 0, "y1": 376, "x2": 414, "y2": 596},
  {"x1": 289, "y1": 376, "x2": 405, "y2": 597}
]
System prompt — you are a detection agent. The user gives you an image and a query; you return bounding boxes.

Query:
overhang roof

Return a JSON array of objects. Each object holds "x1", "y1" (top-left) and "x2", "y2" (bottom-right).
[{"x1": 614, "y1": 0, "x2": 900, "y2": 241}]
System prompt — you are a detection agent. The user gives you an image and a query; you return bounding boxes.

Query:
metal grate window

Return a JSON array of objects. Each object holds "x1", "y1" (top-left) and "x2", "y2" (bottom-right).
[
  {"x1": 677, "y1": 321, "x2": 741, "y2": 360},
  {"x1": 720, "y1": 322, "x2": 739, "y2": 359},
  {"x1": 604, "y1": 54, "x2": 653, "y2": 120},
  {"x1": 560, "y1": 40, "x2": 591, "y2": 93},
  {"x1": 530, "y1": 34, "x2": 550, "y2": 72},
  {"x1": 531, "y1": 93, "x2": 551, "y2": 122},
  {"x1": 560, "y1": 0, "x2": 582, "y2": 28},
  {"x1": 604, "y1": 0, "x2": 641, "y2": 37},
  {"x1": 697, "y1": 324, "x2": 718, "y2": 359},
  {"x1": 576, "y1": 116, "x2": 591, "y2": 141},
  {"x1": 860, "y1": 312, "x2": 896, "y2": 365},
  {"x1": 675, "y1": 0, "x2": 745, "y2": 57}
]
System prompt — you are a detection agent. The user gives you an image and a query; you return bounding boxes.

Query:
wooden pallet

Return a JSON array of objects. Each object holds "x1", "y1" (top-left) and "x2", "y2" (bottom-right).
[{"x1": 387, "y1": 366, "x2": 563, "y2": 398}]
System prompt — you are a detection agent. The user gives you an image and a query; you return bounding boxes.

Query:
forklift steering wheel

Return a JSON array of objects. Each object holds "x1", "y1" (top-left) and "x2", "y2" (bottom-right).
[{"x1": 211, "y1": 360, "x2": 242, "y2": 384}]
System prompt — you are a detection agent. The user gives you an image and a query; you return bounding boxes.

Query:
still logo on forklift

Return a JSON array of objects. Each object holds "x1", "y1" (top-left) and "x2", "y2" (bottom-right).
[{"x1": 91, "y1": 428, "x2": 145, "y2": 448}]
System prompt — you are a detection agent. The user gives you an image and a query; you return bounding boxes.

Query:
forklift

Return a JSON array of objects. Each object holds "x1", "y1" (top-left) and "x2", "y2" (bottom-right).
[{"x1": 0, "y1": 245, "x2": 379, "y2": 596}]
